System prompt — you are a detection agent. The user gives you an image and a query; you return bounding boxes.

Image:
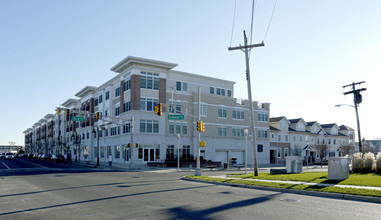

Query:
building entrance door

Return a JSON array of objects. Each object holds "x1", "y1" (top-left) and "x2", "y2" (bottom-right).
[{"x1": 144, "y1": 148, "x2": 156, "y2": 162}]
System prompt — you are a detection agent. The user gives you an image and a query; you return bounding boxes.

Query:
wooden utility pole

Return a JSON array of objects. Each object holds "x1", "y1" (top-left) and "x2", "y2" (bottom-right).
[
  {"x1": 342, "y1": 81, "x2": 367, "y2": 154},
  {"x1": 228, "y1": 30, "x2": 264, "y2": 176}
]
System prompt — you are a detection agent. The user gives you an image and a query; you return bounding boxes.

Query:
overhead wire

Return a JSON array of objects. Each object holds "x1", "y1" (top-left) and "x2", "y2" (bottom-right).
[
  {"x1": 249, "y1": 0, "x2": 257, "y2": 58},
  {"x1": 263, "y1": 0, "x2": 278, "y2": 42},
  {"x1": 229, "y1": 0, "x2": 237, "y2": 48}
]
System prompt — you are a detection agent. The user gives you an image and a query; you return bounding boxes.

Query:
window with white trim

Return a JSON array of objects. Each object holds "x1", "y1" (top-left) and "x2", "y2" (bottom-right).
[
  {"x1": 232, "y1": 109, "x2": 244, "y2": 120},
  {"x1": 200, "y1": 104, "x2": 207, "y2": 117},
  {"x1": 140, "y1": 72, "x2": 159, "y2": 90},
  {"x1": 140, "y1": 98, "x2": 159, "y2": 111},
  {"x1": 218, "y1": 126, "x2": 227, "y2": 137},
  {"x1": 257, "y1": 112, "x2": 269, "y2": 122},
  {"x1": 140, "y1": 120, "x2": 159, "y2": 133},
  {"x1": 218, "y1": 107, "x2": 227, "y2": 118},
  {"x1": 277, "y1": 148, "x2": 282, "y2": 158}
]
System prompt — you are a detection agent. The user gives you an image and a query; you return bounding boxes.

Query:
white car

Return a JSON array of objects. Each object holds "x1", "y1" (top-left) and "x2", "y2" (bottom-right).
[{"x1": 5, "y1": 152, "x2": 15, "y2": 159}]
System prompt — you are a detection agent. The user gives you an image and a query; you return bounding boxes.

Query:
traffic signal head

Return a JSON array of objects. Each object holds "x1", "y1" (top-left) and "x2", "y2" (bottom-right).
[
  {"x1": 66, "y1": 109, "x2": 70, "y2": 117},
  {"x1": 96, "y1": 112, "x2": 100, "y2": 120},
  {"x1": 57, "y1": 108, "x2": 60, "y2": 116},
  {"x1": 154, "y1": 103, "x2": 162, "y2": 116},
  {"x1": 127, "y1": 143, "x2": 131, "y2": 148},
  {"x1": 197, "y1": 121, "x2": 205, "y2": 132}
]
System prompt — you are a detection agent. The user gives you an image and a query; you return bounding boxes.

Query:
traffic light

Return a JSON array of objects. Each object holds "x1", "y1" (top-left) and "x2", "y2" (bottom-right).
[
  {"x1": 127, "y1": 143, "x2": 131, "y2": 148},
  {"x1": 57, "y1": 108, "x2": 60, "y2": 116},
  {"x1": 197, "y1": 121, "x2": 205, "y2": 132},
  {"x1": 135, "y1": 143, "x2": 138, "y2": 148},
  {"x1": 66, "y1": 109, "x2": 70, "y2": 117},
  {"x1": 154, "y1": 103, "x2": 162, "y2": 116},
  {"x1": 96, "y1": 112, "x2": 100, "y2": 120}
]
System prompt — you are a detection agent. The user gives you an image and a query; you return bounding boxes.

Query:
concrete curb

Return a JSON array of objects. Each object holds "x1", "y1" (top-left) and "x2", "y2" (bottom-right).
[{"x1": 182, "y1": 177, "x2": 381, "y2": 204}]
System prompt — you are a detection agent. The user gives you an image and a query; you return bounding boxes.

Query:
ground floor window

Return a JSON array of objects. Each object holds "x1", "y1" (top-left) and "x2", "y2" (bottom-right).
[
  {"x1": 277, "y1": 148, "x2": 282, "y2": 158},
  {"x1": 100, "y1": 146, "x2": 105, "y2": 158},
  {"x1": 94, "y1": 147, "x2": 98, "y2": 158},
  {"x1": 107, "y1": 146, "x2": 112, "y2": 156},
  {"x1": 257, "y1": 144, "x2": 263, "y2": 152},
  {"x1": 329, "y1": 151, "x2": 336, "y2": 157},
  {"x1": 122, "y1": 145, "x2": 130, "y2": 161},
  {"x1": 182, "y1": 145, "x2": 190, "y2": 160},
  {"x1": 115, "y1": 145, "x2": 120, "y2": 158},
  {"x1": 138, "y1": 148, "x2": 143, "y2": 159},
  {"x1": 284, "y1": 148, "x2": 289, "y2": 157},
  {"x1": 167, "y1": 145, "x2": 175, "y2": 160}
]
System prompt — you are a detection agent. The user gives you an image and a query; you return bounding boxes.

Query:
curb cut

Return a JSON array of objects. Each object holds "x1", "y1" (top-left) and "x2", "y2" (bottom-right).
[{"x1": 182, "y1": 177, "x2": 381, "y2": 204}]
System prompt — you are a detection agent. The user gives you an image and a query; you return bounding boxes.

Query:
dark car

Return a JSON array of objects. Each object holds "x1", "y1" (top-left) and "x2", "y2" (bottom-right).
[
  {"x1": 5, "y1": 152, "x2": 15, "y2": 159},
  {"x1": 41, "y1": 154, "x2": 52, "y2": 161},
  {"x1": 28, "y1": 153, "x2": 34, "y2": 158},
  {"x1": 51, "y1": 154, "x2": 65, "y2": 163}
]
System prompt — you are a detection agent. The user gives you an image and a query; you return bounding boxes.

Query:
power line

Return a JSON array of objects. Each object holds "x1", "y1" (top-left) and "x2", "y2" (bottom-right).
[
  {"x1": 229, "y1": 0, "x2": 237, "y2": 47},
  {"x1": 249, "y1": 0, "x2": 257, "y2": 58},
  {"x1": 263, "y1": 0, "x2": 278, "y2": 42}
]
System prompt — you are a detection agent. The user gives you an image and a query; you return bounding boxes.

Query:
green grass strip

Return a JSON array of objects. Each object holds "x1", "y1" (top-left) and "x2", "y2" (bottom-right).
[
  {"x1": 186, "y1": 175, "x2": 381, "y2": 198},
  {"x1": 229, "y1": 172, "x2": 381, "y2": 187}
]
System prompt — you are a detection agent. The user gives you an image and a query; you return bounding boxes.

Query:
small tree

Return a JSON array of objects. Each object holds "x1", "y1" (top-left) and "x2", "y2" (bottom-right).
[
  {"x1": 340, "y1": 145, "x2": 355, "y2": 156},
  {"x1": 311, "y1": 145, "x2": 328, "y2": 167}
]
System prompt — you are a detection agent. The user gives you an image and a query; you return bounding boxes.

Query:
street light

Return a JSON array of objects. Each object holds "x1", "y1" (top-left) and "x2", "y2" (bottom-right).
[
  {"x1": 244, "y1": 129, "x2": 249, "y2": 174},
  {"x1": 177, "y1": 134, "x2": 181, "y2": 172},
  {"x1": 92, "y1": 128, "x2": 100, "y2": 166}
]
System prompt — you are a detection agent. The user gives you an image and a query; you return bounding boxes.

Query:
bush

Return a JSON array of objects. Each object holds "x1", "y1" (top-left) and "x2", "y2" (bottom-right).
[
  {"x1": 351, "y1": 152, "x2": 362, "y2": 172},
  {"x1": 376, "y1": 152, "x2": 381, "y2": 173},
  {"x1": 363, "y1": 152, "x2": 375, "y2": 172}
]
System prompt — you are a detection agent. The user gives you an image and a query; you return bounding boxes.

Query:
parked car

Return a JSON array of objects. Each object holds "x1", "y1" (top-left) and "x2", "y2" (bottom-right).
[
  {"x1": 41, "y1": 154, "x2": 52, "y2": 161},
  {"x1": 5, "y1": 152, "x2": 15, "y2": 159},
  {"x1": 0, "y1": 153, "x2": 5, "y2": 158},
  {"x1": 28, "y1": 153, "x2": 34, "y2": 158},
  {"x1": 51, "y1": 154, "x2": 65, "y2": 163}
]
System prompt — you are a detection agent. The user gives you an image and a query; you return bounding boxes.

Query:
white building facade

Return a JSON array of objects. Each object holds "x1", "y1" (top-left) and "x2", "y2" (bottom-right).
[{"x1": 24, "y1": 56, "x2": 271, "y2": 167}]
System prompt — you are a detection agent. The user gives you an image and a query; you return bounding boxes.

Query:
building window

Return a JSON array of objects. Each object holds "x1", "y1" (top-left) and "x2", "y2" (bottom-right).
[
  {"x1": 232, "y1": 109, "x2": 244, "y2": 120},
  {"x1": 106, "y1": 91, "x2": 110, "y2": 100},
  {"x1": 115, "y1": 145, "x2": 120, "y2": 158},
  {"x1": 169, "y1": 121, "x2": 174, "y2": 134},
  {"x1": 284, "y1": 148, "x2": 289, "y2": 157},
  {"x1": 182, "y1": 145, "x2": 190, "y2": 160},
  {"x1": 140, "y1": 72, "x2": 159, "y2": 90},
  {"x1": 175, "y1": 121, "x2": 181, "y2": 134},
  {"x1": 257, "y1": 144, "x2": 263, "y2": 152},
  {"x1": 182, "y1": 122, "x2": 187, "y2": 135},
  {"x1": 210, "y1": 87, "x2": 214, "y2": 94},
  {"x1": 115, "y1": 106, "x2": 120, "y2": 116},
  {"x1": 99, "y1": 94, "x2": 103, "y2": 103},
  {"x1": 218, "y1": 126, "x2": 227, "y2": 137},
  {"x1": 115, "y1": 87, "x2": 120, "y2": 97},
  {"x1": 257, "y1": 130, "x2": 268, "y2": 139},
  {"x1": 334, "y1": 139, "x2": 336, "y2": 145},
  {"x1": 271, "y1": 134, "x2": 275, "y2": 139},
  {"x1": 123, "y1": 100, "x2": 131, "y2": 113},
  {"x1": 257, "y1": 112, "x2": 269, "y2": 122},
  {"x1": 123, "y1": 122, "x2": 131, "y2": 134},
  {"x1": 100, "y1": 146, "x2": 105, "y2": 158},
  {"x1": 218, "y1": 107, "x2": 227, "y2": 118},
  {"x1": 227, "y1": 90, "x2": 232, "y2": 97},
  {"x1": 329, "y1": 151, "x2": 336, "y2": 157},
  {"x1": 166, "y1": 145, "x2": 175, "y2": 160},
  {"x1": 140, "y1": 120, "x2": 159, "y2": 133},
  {"x1": 277, "y1": 148, "x2": 282, "y2": 158},
  {"x1": 285, "y1": 135, "x2": 288, "y2": 142},
  {"x1": 124, "y1": 79, "x2": 131, "y2": 92},
  {"x1": 140, "y1": 98, "x2": 159, "y2": 111},
  {"x1": 232, "y1": 127, "x2": 244, "y2": 137},
  {"x1": 176, "y1": 81, "x2": 187, "y2": 91},
  {"x1": 299, "y1": 136, "x2": 302, "y2": 142},
  {"x1": 200, "y1": 104, "x2": 207, "y2": 117}
]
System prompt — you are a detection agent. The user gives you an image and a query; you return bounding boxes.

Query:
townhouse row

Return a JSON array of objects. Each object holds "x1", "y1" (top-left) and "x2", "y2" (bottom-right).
[{"x1": 23, "y1": 56, "x2": 355, "y2": 166}]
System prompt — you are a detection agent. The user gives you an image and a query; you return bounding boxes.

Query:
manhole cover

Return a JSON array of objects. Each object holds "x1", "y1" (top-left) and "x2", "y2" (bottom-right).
[{"x1": 280, "y1": 198, "x2": 300, "y2": 202}]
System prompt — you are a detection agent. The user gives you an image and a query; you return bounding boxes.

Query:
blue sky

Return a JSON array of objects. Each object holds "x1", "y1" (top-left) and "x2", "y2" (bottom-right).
[{"x1": 0, "y1": 0, "x2": 380, "y2": 145}]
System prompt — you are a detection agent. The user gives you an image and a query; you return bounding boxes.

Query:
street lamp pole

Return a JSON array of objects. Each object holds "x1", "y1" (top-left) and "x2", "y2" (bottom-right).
[{"x1": 244, "y1": 129, "x2": 248, "y2": 174}]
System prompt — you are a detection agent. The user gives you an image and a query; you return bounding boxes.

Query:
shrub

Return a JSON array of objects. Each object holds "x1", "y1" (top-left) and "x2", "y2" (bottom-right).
[
  {"x1": 363, "y1": 152, "x2": 375, "y2": 172},
  {"x1": 351, "y1": 152, "x2": 362, "y2": 172},
  {"x1": 376, "y1": 152, "x2": 381, "y2": 173}
]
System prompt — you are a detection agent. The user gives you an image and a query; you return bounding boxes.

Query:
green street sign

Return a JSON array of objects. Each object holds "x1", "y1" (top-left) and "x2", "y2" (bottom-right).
[
  {"x1": 72, "y1": 116, "x2": 85, "y2": 121},
  {"x1": 167, "y1": 114, "x2": 184, "y2": 120}
]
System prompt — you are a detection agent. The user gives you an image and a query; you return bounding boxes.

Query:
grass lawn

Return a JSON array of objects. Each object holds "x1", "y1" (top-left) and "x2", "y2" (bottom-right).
[
  {"x1": 229, "y1": 172, "x2": 381, "y2": 187},
  {"x1": 185, "y1": 172, "x2": 381, "y2": 198}
]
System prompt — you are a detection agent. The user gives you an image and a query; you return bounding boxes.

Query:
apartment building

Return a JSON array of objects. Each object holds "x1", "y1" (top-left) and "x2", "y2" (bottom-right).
[
  {"x1": 24, "y1": 56, "x2": 271, "y2": 166},
  {"x1": 269, "y1": 116, "x2": 355, "y2": 165}
]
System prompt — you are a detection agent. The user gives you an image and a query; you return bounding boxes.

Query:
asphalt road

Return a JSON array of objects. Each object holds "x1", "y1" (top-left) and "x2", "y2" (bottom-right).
[{"x1": 0, "y1": 159, "x2": 380, "y2": 220}]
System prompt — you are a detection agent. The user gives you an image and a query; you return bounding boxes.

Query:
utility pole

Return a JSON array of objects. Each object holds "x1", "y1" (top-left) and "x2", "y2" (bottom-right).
[
  {"x1": 342, "y1": 81, "x2": 367, "y2": 154},
  {"x1": 195, "y1": 87, "x2": 202, "y2": 176},
  {"x1": 228, "y1": 30, "x2": 264, "y2": 176}
]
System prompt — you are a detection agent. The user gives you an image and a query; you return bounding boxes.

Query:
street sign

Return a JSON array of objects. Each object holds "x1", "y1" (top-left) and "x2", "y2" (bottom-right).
[
  {"x1": 72, "y1": 116, "x2": 85, "y2": 121},
  {"x1": 167, "y1": 115, "x2": 184, "y2": 120}
]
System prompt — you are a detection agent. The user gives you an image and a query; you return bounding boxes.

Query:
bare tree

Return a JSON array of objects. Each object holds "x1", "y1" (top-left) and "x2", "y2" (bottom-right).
[
  {"x1": 311, "y1": 145, "x2": 328, "y2": 167},
  {"x1": 340, "y1": 145, "x2": 355, "y2": 156}
]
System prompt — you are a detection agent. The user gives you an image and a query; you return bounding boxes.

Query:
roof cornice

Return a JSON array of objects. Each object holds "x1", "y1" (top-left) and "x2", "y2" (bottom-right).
[
  {"x1": 111, "y1": 56, "x2": 178, "y2": 73},
  {"x1": 75, "y1": 86, "x2": 97, "y2": 98}
]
